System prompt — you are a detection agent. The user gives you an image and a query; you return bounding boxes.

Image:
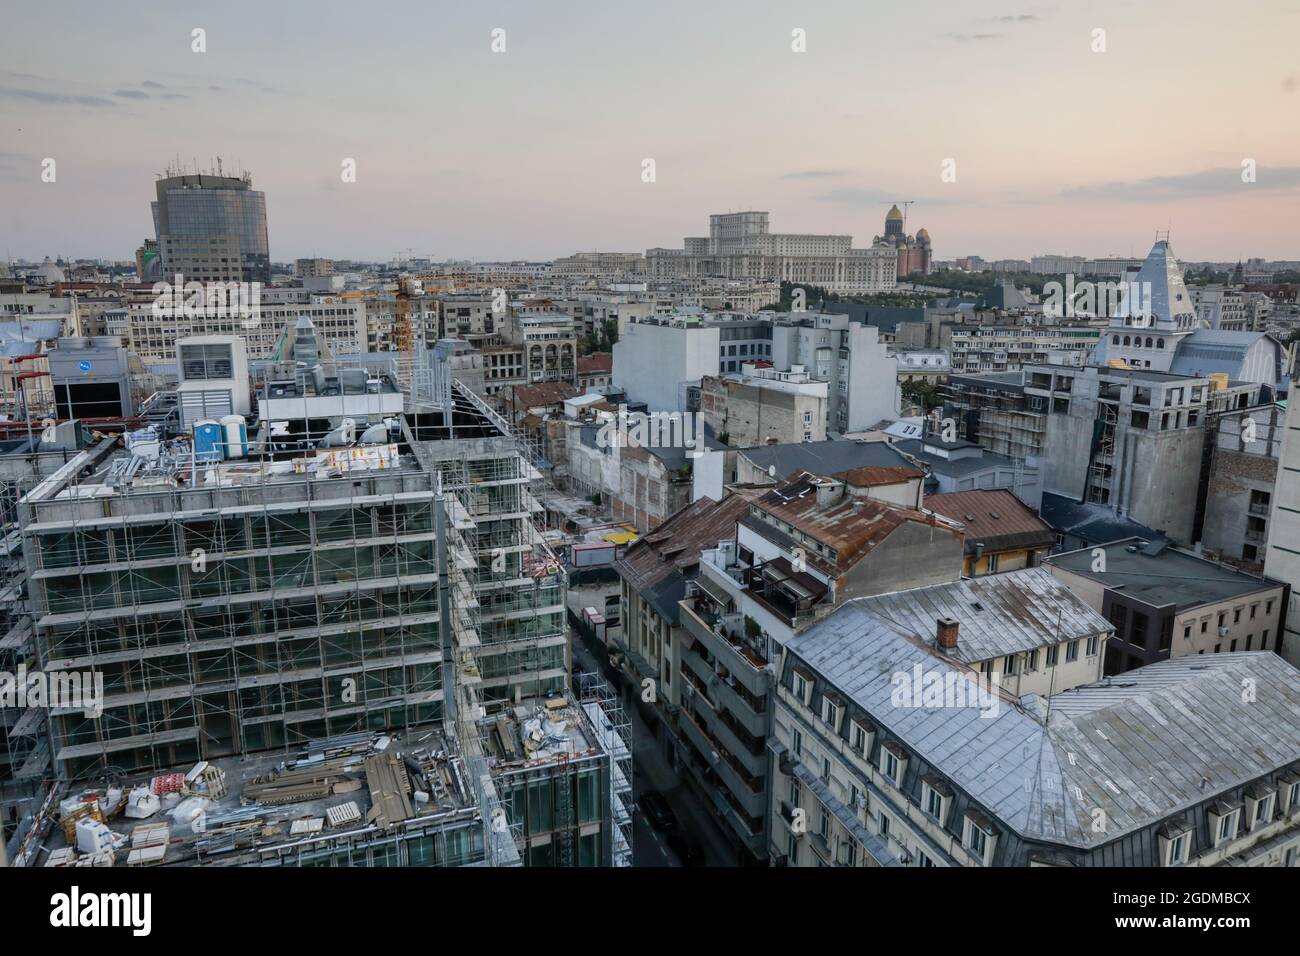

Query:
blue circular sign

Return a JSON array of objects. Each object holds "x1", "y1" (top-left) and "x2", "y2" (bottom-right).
[{"x1": 78, "y1": 360, "x2": 92, "y2": 372}]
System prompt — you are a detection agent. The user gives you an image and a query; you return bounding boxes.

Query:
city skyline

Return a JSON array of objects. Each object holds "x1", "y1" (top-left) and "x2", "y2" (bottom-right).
[{"x1": 2, "y1": 0, "x2": 1299, "y2": 262}]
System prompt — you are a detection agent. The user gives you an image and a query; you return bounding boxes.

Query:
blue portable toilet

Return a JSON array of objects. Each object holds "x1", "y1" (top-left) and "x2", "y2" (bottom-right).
[{"x1": 193, "y1": 420, "x2": 224, "y2": 463}]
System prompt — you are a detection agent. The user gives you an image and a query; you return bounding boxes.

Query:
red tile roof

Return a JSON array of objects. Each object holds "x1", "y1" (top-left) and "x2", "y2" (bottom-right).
[
  {"x1": 577, "y1": 352, "x2": 612, "y2": 374},
  {"x1": 510, "y1": 382, "x2": 578, "y2": 410}
]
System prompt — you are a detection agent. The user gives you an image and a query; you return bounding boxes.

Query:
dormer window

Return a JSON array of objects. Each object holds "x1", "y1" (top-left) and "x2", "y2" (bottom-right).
[
  {"x1": 922, "y1": 774, "x2": 954, "y2": 827},
  {"x1": 1246, "y1": 784, "x2": 1276, "y2": 831},
  {"x1": 881, "y1": 741, "x2": 908, "y2": 787},
  {"x1": 1209, "y1": 801, "x2": 1243, "y2": 847},
  {"x1": 822, "y1": 695, "x2": 843, "y2": 733},
  {"x1": 962, "y1": 810, "x2": 996, "y2": 865},
  {"x1": 1158, "y1": 820, "x2": 1192, "y2": 866},
  {"x1": 851, "y1": 719, "x2": 874, "y2": 758}
]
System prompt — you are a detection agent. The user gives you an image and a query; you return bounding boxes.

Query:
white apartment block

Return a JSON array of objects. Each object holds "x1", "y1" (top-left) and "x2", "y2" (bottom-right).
[
  {"x1": 612, "y1": 319, "x2": 720, "y2": 412},
  {"x1": 769, "y1": 313, "x2": 899, "y2": 434}
]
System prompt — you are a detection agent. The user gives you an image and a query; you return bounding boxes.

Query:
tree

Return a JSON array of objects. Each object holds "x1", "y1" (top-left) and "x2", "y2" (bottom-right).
[{"x1": 901, "y1": 379, "x2": 942, "y2": 413}]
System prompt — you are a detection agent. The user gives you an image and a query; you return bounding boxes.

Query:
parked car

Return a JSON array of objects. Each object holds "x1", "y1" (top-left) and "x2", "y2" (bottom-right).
[{"x1": 639, "y1": 791, "x2": 678, "y2": 831}]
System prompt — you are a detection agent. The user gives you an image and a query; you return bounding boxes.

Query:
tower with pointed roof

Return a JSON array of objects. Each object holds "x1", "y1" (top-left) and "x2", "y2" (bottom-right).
[{"x1": 1090, "y1": 239, "x2": 1200, "y2": 373}]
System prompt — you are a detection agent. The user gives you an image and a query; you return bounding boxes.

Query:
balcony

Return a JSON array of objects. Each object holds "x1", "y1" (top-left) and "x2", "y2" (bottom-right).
[
  {"x1": 1249, "y1": 502, "x2": 1271, "y2": 517},
  {"x1": 677, "y1": 708, "x2": 768, "y2": 818},
  {"x1": 679, "y1": 597, "x2": 770, "y2": 698}
]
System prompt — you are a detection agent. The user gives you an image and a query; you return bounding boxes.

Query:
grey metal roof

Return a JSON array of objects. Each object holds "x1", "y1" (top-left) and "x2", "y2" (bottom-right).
[
  {"x1": 1048, "y1": 537, "x2": 1278, "y2": 610},
  {"x1": 853, "y1": 567, "x2": 1110, "y2": 662},
  {"x1": 789, "y1": 605, "x2": 1300, "y2": 849},
  {"x1": 891, "y1": 438, "x2": 1009, "y2": 479},
  {"x1": 1039, "y1": 491, "x2": 1162, "y2": 546},
  {"x1": 1168, "y1": 329, "x2": 1279, "y2": 381},
  {"x1": 739, "y1": 439, "x2": 913, "y2": 480}
]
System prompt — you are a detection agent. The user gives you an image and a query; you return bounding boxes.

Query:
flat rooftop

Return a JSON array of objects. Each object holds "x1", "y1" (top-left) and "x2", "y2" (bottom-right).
[
  {"x1": 45, "y1": 728, "x2": 479, "y2": 868},
  {"x1": 1049, "y1": 537, "x2": 1279, "y2": 610},
  {"x1": 480, "y1": 694, "x2": 603, "y2": 775}
]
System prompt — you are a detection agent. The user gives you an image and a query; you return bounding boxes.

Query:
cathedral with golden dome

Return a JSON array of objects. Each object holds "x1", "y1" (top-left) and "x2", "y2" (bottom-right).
[{"x1": 873, "y1": 205, "x2": 932, "y2": 277}]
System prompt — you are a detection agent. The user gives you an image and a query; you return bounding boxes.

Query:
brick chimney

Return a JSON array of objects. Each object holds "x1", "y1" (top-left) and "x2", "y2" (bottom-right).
[{"x1": 936, "y1": 617, "x2": 959, "y2": 649}]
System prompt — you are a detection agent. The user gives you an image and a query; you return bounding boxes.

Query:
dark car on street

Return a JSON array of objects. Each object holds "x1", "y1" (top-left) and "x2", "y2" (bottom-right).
[{"x1": 639, "y1": 791, "x2": 678, "y2": 831}]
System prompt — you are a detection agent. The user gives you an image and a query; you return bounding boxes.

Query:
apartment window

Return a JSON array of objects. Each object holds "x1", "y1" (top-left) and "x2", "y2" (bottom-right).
[
  {"x1": 1003, "y1": 654, "x2": 1017, "y2": 676},
  {"x1": 878, "y1": 813, "x2": 890, "y2": 838},
  {"x1": 1025, "y1": 649, "x2": 1039, "y2": 672},
  {"x1": 822, "y1": 756, "x2": 832, "y2": 783},
  {"x1": 819, "y1": 807, "x2": 830, "y2": 840},
  {"x1": 789, "y1": 779, "x2": 800, "y2": 807},
  {"x1": 925, "y1": 785, "x2": 944, "y2": 820},
  {"x1": 851, "y1": 721, "x2": 870, "y2": 757},
  {"x1": 1046, "y1": 644, "x2": 1059, "y2": 667},
  {"x1": 964, "y1": 817, "x2": 990, "y2": 861},
  {"x1": 792, "y1": 729, "x2": 803, "y2": 757},
  {"x1": 987, "y1": 553, "x2": 999, "y2": 573},
  {"x1": 1252, "y1": 792, "x2": 1275, "y2": 829},
  {"x1": 793, "y1": 673, "x2": 808, "y2": 701},
  {"x1": 1165, "y1": 830, "x2": 1191, "y2": 866},
  {"x1": 917, "y1": 851, "x2": 935, "y2": 868},
  {"x1": 883, "y1": 750, "x2": 900, "y2": 783},
  {"x1": 823, "y1": 698, "x2": 840, "y2": 730},
  {"x1": 1066, "y1": 640, "x2": 1079, "y2": 662},
  {"x1": 1086, "y1": 634, "x2": 1099, "y2": 656},
  {"x1": 1212, "y1": 805, "x2": 1242, "y2": 846}
]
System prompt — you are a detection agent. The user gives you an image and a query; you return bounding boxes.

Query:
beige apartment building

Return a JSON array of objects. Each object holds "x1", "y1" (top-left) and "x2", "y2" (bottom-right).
[{"x1": 1048, "y1": 538, "x2": 1286, "y2": 675}]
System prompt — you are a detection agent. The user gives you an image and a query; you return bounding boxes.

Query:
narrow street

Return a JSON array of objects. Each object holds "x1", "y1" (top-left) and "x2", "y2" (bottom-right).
[{"x1": 570, "y1": 632, "x2": 741, "y2": 867}]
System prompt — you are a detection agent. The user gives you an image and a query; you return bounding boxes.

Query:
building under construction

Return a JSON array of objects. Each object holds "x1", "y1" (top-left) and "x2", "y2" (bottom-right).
[{"x1": 2, "y1": 315, "x2": 631, "y2": 868}]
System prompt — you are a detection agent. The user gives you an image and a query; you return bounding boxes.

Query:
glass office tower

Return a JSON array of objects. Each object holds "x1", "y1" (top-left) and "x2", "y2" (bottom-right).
[{"x1": 152, "y1": 171, "x2": 270, "y2": 283}]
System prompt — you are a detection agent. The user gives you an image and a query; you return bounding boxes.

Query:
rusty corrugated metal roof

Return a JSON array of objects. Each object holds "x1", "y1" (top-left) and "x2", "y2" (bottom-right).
[
  {"x1": 754, "y1": 471, "x2": 961, "y2": 573},
  {"x1": 924, "y1": 489, "x2": 1055, "y2": 555}
]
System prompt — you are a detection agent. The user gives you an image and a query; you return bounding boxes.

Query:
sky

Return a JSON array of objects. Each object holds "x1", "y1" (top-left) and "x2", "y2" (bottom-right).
[{"x1": 2, "y1": 0, "x2": 1299, "y2": 264}]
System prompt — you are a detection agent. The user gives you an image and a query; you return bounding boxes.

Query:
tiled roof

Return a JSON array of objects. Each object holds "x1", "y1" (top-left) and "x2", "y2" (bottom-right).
[
  {"x1": 510, "y1": 382, "x2": 578, "y2": 409},
  {"x1": 615, "y1": 490, "x2": 762, "y2": 622}
]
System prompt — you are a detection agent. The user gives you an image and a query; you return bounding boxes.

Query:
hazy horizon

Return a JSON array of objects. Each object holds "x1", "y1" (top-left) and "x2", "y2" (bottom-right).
[{"x1": 3, "y1": 0, "x2": 1299, "y2": 263}]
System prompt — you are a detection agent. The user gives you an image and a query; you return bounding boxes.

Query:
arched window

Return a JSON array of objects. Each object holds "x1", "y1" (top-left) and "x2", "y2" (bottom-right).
[
  {"x1": 1145, "y1": 337, "x2": 1153, "y2": 348},
  {"x1": 1123, "y1": 336, "x2": 1131, "y2": 346},
  {"x1": 1157, "y1": 338, "x2": 1164, "y2": 349},
  {"x1": 1112, "y1": 335, "x2": 1120, "y2": 345}
]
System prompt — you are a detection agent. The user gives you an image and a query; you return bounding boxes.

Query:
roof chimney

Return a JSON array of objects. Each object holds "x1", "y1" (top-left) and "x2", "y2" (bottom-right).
[
  {"x1": 936, "y1": 617, "x2": 959, "y2": 650},
  {"x1": 814, "y1": 477, "x2": 844, "y2": 510}
]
